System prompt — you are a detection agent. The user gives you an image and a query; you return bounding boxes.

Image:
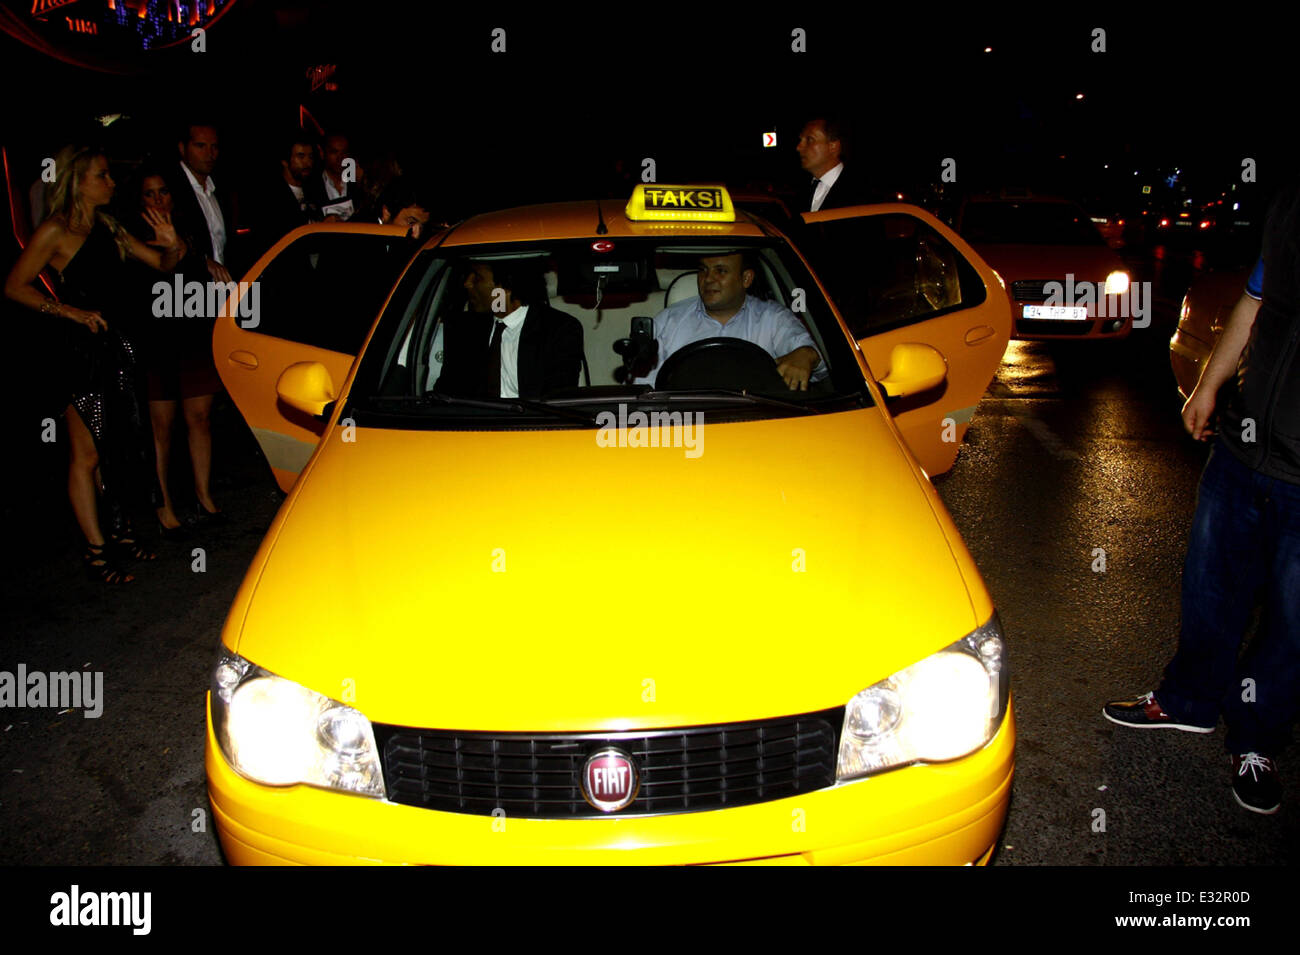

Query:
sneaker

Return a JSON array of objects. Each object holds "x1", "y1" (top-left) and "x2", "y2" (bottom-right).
[
  {"x1": 1102, "y1": 691, "x2": 1215, "y2": 732},
  {"x1": 1231, "y1": 753, "x2": 1281, "y2": 814}
]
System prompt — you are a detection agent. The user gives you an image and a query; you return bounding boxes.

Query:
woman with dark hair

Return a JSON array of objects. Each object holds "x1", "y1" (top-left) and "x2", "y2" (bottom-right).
[
  {"x1": 125, "y1": 164, "x2": 226, "y2": 537},
  {"x1": 3, "y1": 146, "x2": 188, "y2": 583}
]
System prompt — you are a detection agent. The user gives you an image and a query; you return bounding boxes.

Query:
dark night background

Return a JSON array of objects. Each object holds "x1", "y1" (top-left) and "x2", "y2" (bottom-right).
[{"x1": 0, "y1": 4, "x2": 1291, "y2": 217}]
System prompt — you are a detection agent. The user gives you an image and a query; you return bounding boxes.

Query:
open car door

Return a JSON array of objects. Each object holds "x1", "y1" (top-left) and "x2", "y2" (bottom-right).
[
  {"x1": 799, "y1": 204, "x2": 1011, "y2": 476},
  {"x1": 213, "y1": 223, "x2": 420, "y2": 492}
]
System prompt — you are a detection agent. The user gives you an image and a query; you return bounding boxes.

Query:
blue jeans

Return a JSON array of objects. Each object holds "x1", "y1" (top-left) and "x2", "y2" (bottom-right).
[{"x1": 1157, "y1": 440, "x2": 1300, "y2": 756}]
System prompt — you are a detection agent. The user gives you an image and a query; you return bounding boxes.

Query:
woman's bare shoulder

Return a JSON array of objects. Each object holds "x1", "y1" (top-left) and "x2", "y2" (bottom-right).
[{"x1": 31, "y1": 216, "x2": 72, "y2": 248}]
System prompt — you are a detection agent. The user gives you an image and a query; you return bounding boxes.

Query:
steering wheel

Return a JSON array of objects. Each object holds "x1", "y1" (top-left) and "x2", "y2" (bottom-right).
[{"x1": 655, "y1": 337, "x2": 788, "y2": 392}]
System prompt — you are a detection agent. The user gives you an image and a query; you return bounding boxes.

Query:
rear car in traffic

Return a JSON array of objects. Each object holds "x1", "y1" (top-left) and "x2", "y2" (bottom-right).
[{"x1": 958, "y1": 195, "x2": 1133, "y2": 340}]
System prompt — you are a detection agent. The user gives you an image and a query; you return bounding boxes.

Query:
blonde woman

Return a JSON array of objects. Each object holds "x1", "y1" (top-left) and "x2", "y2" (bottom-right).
[{"x1": 4, "y1": 146, "x2": 188, "y2": 583}]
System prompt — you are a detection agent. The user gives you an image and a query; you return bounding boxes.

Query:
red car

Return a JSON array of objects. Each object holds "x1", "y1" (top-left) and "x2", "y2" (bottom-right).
[{"x1": 958, "y1": 196, "x2": 1135, "y2": 340}]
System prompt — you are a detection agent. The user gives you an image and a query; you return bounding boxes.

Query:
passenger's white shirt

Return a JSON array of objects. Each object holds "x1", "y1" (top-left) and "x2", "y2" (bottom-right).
[{"x1": 489, "y1": 305, "x2": 529, "y2": 398}]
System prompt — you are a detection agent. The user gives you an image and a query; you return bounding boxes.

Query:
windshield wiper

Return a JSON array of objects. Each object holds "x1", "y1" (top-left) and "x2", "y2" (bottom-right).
[
  {"x1": 367, "y1": 392, "x2": 598, "y2": 425},
  {"x1": 632, "y1": 389, "x2": 819, "y2": 415}
]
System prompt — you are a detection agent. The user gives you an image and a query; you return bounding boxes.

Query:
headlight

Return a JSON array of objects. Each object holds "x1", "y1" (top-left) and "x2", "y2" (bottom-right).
[
  {"x1": 1104, "y1": 270, "x2": 1130, "y2": 295},
  {"x1": 836, "y1": 613, "x2": 1008, "y2": 781},
  {"x1": 210, "y1": 648, "x2": 385, "y2": 797}
]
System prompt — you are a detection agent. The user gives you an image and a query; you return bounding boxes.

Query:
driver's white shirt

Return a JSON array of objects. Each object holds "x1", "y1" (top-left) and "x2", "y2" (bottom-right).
[{"x1": 638, "y1": 294, "x2": 826, "y2": 385}]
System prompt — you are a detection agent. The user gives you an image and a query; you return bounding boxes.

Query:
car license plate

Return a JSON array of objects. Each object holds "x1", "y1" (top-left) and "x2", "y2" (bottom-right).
[{"x1": 1023, "y1": 305, "x2": 1088, "y2": 320}]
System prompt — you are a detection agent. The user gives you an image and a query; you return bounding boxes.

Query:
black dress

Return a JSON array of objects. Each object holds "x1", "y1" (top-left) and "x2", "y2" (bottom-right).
[
  {"x1": 51, "y1": 220, "x2": 162, "y2": 515},
  {"x1": 124, "y1": 213, "x2": 223, "y2": 401}
]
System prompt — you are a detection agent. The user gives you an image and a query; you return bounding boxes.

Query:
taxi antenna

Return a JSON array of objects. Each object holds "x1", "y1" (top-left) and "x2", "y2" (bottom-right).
[{"x1": 595, "y1": 199, "x2": 608, "y2": 235}]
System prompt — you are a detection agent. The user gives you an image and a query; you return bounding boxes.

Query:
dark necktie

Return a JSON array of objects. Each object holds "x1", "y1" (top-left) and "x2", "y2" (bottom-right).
[
  {"x1": 809, "y1": 178, "x2": 822, "y2": 212},
  {"x1": 486, "y1": 319, "x2": 506, "y2": 398}
]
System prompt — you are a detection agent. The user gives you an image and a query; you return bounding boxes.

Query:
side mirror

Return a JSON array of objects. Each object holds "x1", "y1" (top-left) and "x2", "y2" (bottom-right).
[
  {"x1": 878, "y1": 342, "x2": 947, "y2": 399},
  {"x1": 277, "y1": 361, "x2": 337, "y2": 418}
]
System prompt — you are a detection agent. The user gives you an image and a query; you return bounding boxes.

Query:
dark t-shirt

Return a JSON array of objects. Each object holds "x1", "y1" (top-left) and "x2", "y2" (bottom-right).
[{"x1": 1220, "y1": 181, "x2": 1300, "y2": 484}]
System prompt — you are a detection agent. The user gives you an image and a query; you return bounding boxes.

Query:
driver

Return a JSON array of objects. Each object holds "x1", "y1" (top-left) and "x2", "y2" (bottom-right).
[{"x1": 639, "y1": 251, "x2": 826, "y2": 390}]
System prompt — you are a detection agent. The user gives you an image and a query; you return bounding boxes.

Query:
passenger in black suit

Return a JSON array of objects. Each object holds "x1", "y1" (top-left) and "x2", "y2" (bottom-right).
[
  {"x1": 436, "y1": 260, "x2": 584, "y2": 400},
  {"x1": 796, "y1": 116, "x2": 884, "y2": 211}
]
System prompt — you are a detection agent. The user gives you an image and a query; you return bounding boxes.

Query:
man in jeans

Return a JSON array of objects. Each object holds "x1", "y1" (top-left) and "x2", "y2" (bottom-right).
[{"x1": 1104, "y1": 181, "x2": 1300, "y2": 814}]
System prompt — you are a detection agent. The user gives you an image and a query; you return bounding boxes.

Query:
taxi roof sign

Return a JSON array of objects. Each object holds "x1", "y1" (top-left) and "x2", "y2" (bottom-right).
[{"x1": 626, "y1": 184, "x2": 735, "y2": 222}]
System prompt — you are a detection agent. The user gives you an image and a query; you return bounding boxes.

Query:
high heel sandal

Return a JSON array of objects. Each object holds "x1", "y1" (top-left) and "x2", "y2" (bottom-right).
[
  {"x1": 84, "y1": 543, "x2": 134, "y2": 584},
  {"x1": 194, "y1": 503, "x2": 228, "y2": 526},
  {"x1": 157, "y1": 519, "x2": 189, "y2": 542},
  {"x1": 109, "y1": 522, "x2": 157, "y2": 561}
]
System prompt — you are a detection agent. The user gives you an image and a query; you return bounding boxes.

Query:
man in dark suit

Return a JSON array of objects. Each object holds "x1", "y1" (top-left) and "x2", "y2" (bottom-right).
[
  {"x1": 796, "y1": 116, "x2": 880, "y2": 211},
  {"x1": 436, "y1": 259, "x2": 584, "y2": 400},
  {"x1": 247, "y1": 131, "x2": 320, "y2": 259},
  {"x1": 307, "y1": 131, "x2": 364, "y2": 221},
  {"x1": 169, "y1": 121, "x2": 240, "y2": 280}
]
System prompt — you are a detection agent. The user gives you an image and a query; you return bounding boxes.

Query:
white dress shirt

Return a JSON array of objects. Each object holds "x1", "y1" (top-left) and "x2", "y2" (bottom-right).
[
  {"x1": 489, "y1": 304, "x2": 529, "y2": 398},
  {"x1": 321, "y1": 170, "x2": 355, "y2": 219},
  {"x1": 810, "y1": 162, "x2": 844, "y2": 212},
  {"x1": 323, "y1": 170, "x2": 346, "y2": 201},
  {"x1": 181, "y1": 162, "x2": 226, "y2": 264}
]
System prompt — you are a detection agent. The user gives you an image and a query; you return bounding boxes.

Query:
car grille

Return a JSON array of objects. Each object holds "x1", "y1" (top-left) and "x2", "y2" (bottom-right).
[
  {"x1": 373, "y1": 709, "x2": 842, "y2": 818},
  {"x1": 1010, "y1": 280, "x2": 1054, "y2": 302}
]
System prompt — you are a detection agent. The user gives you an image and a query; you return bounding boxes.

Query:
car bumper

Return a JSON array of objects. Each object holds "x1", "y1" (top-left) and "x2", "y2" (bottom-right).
[
  {"x1": 1013, "y1": 307, "x2": 1133, "y2": 340},
  {"x1": 206, "y1": 696, "x2": 1014, "y2": 865}
]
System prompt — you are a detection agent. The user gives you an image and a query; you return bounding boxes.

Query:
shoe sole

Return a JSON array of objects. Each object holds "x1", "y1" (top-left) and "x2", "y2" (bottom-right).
[
  {"x1": 1232, "y1": 789, "x2": 1280, "y2": 815},
  {"x1": 1102, "y1": 709, "x2": 1215, "y2": 732}
]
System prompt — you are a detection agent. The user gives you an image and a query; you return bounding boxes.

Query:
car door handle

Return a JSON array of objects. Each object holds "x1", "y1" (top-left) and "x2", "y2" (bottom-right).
[
  {"x1": 228, "y1": 350, "x2": 259, "y2": 369},
  {"x1": 964, "y1": 325, "x2": 996, "y2": 346}
]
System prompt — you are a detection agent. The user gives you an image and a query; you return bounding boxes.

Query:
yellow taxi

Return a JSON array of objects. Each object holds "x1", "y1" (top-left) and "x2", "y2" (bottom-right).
[{"x1": 205, "y1": 185, "x2": 1014, "y2": 865}]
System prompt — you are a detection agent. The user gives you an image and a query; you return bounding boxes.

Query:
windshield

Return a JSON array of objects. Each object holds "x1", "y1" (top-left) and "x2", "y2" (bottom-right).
[
  {"x1": 961, "y1": 201, "x2": 1106, "y2": 246},
  {"x1": 347, "y1": 237, "x2": 871, "y2": 430}
]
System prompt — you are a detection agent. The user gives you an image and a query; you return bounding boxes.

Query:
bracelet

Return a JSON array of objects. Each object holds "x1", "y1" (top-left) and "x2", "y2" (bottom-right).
[{"x1": 40, "y1": 299, "x2": 62, "y2": 318}]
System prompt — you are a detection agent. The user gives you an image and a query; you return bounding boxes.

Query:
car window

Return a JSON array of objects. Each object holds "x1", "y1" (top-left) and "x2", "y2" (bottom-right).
[
  {"x1": 348, "y1": 238, "x2": 872, "y2": 429},
  {"x1": 801, "y1": 213, "x2": 986, "y2": 338},
  {"x1": 249, "y1": 232, "x2": 417, "y2": 354}
]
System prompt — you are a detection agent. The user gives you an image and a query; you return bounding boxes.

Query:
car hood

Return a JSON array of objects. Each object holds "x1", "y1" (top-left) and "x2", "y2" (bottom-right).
[
  {"x1": 972, "y1": 243, "x2": 1125, "y2": 284},
  {"x1": 232, "y1": 407, "x2": 982, "y2": 731}
]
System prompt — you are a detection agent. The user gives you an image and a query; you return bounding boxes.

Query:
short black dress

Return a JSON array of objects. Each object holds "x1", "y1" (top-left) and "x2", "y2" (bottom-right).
[
  {"x1": 123, "y1": 214, "x2": 223, "y2": 402},
  {"x1": 52, "y1": 219, "x2": 162, "y2": 513}
]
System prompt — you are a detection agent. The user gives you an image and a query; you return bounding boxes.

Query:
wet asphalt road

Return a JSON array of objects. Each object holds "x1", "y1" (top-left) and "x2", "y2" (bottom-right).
[
  {"x1": 944, "y1": 334, "x2": 1299, "y2": 865},
  {"x1": 1, "y1": 255, "x2": 1296, "y2": 865}
]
